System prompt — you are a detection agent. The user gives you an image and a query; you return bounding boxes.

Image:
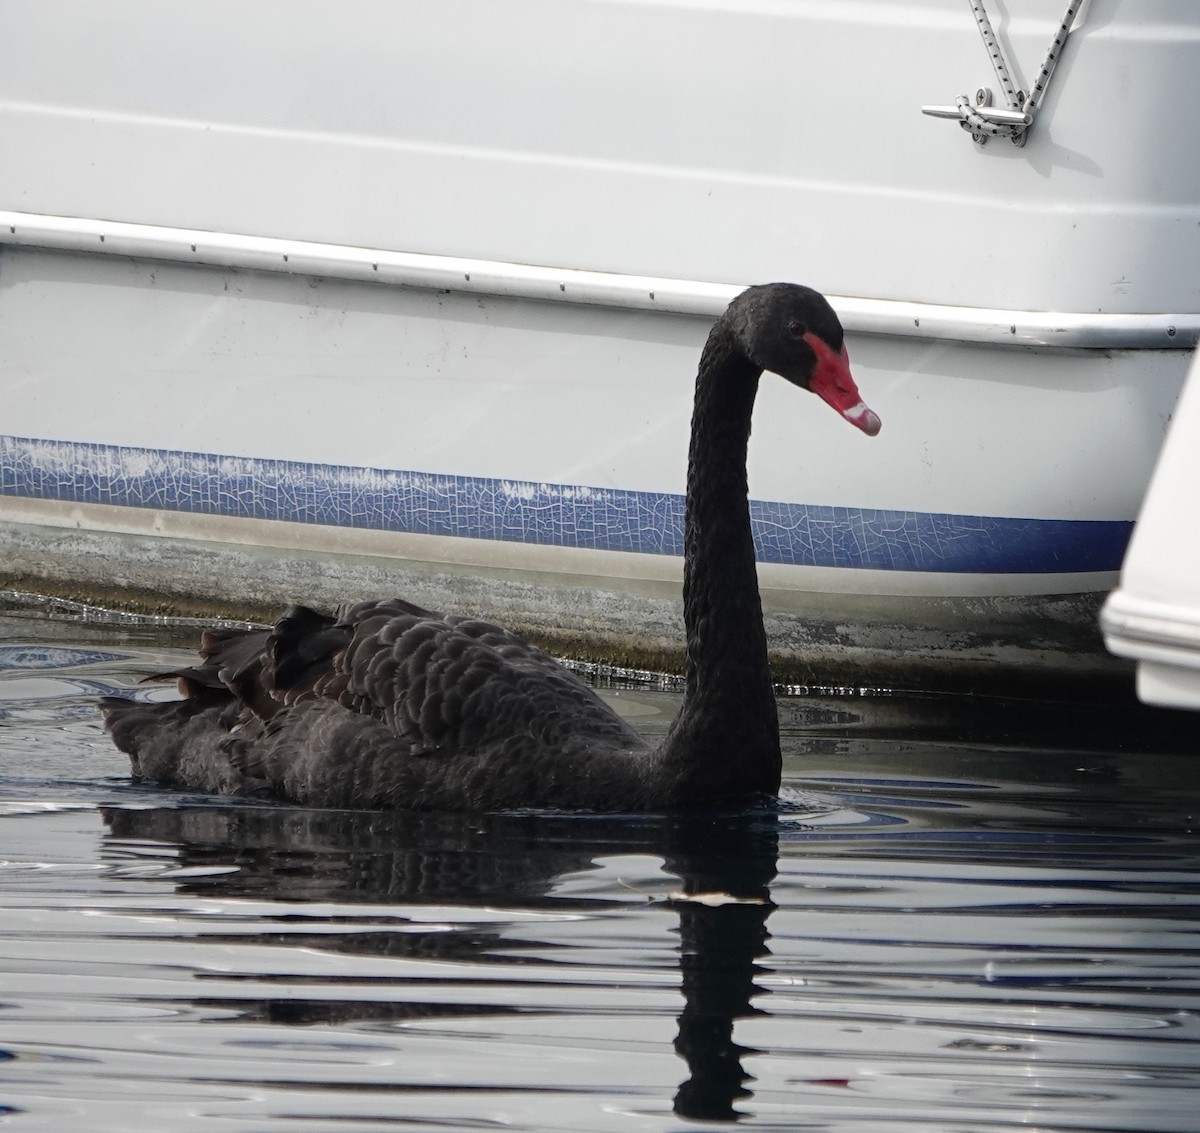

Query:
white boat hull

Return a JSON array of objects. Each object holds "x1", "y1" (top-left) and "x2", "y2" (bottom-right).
[
  {"x1": 2, "y1": 1, "x2": 1198, "y2": 693},
  {"x1": 1103, "y1": 349, "x2": 1200, "y2": 710},
  {"x1": 0, "y1": 246, "x2": 1186, "y2": 692}
]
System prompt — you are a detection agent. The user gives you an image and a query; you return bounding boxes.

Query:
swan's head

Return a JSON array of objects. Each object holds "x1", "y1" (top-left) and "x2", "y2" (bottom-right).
[{"x1": 731, "y1": 283, "x2": 881, "y2": 436}]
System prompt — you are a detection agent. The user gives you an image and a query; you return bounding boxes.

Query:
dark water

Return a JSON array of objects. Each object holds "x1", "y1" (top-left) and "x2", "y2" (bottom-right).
[{"x1": 1, "y1": 596, "x2": 1199, "y2": 1132}]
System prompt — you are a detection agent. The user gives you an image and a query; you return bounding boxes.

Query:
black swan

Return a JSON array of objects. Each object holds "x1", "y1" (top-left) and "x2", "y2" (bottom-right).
[{"x1": 100, "y1": 283, "x2": 880, "y2": 811}]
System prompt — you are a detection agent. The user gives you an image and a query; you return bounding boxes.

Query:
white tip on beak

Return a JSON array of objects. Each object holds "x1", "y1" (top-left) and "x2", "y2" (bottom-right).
[{"x1": 842, "y1": 401, "x2": 882, "y2": 436}]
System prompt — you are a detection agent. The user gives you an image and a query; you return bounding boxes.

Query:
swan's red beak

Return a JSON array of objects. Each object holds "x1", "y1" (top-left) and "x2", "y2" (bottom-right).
[{"x1": 804, "y1": 334, "x2": 881, "y2": 436}]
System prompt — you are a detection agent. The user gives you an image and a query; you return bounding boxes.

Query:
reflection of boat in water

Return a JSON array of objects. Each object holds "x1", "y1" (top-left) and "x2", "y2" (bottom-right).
[
  {"x1": 1102, "y1": 348, "x2": 1200, "y2": 712},
  {"x1": 2, "y1": 2, "x2": 1198, "y2": 695},
  {"x1": 102, "y1": 804, "x2": 780, "y2": 1121}
]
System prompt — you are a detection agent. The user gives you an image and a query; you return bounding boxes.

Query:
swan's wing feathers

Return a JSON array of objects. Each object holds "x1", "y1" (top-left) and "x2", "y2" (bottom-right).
[
  {"x1": 101, "y1": 597, "x2": 648, "y2": 808},
  {"x1": 145, "y1": 627, "x2": 278, "y2": 716},
  {"x1": 305, "y1": 602, "x2": 642, "y2": 758},
  {"x1": 268, "y1": 605, "x2": 354, "y2": 695}
]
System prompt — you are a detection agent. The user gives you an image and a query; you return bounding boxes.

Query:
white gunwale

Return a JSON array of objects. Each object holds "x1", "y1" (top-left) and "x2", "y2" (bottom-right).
[{"x1": 2, "y1": 210, "x2": 1196, "y2": 351}]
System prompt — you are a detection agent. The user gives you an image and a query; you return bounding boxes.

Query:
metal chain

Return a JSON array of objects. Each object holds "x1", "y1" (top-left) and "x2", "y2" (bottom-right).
[{"x1": 922, "y1": 0, "x2": 1085, "y2": 145}]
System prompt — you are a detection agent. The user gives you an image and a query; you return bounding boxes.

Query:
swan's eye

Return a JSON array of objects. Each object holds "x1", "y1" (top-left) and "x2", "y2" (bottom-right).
[{"x1": 787, "y1": 320, "x2": 806, "y2": 339}]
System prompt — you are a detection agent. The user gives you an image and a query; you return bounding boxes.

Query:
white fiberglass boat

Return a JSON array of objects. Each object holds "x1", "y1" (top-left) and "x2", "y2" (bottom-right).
[
  {"x1": 1102, "y1": 348, "x2": 1200, "y2": 711},
  {"x1": 1, "y1": 1, "x2": 1197, "y2": 694}
]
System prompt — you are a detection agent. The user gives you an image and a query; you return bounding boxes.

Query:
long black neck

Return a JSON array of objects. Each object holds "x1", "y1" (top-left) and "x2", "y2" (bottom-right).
[{"x1": 658, "y1": 321, "x2": 781, "y2": 798}]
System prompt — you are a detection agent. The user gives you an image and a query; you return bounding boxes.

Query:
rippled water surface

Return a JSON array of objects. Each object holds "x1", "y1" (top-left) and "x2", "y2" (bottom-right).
[{"x1": 2, "y1": 597, "x2": 1199, "y2": 1132}]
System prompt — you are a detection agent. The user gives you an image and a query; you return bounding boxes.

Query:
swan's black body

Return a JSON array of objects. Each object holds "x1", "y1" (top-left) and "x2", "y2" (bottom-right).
[{"x1": 100, "y1": 283, "x2": 878, "y2": 811}]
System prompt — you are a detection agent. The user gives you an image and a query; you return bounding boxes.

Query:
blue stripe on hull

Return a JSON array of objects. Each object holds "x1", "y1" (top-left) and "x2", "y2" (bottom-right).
[{"x1": 0, "y1": 435, "x2": 1130, "y2": 574}]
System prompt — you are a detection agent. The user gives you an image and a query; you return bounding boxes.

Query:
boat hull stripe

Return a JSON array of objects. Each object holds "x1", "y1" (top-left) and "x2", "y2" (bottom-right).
[{"x1": 0, "y1": 435, "x2": 1130, "y2": 574}]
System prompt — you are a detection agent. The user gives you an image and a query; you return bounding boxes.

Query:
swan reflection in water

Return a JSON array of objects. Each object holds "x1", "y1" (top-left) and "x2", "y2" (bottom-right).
[{"x1": 101, "y1": 803, "x2": 780, "y2": 1121}]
